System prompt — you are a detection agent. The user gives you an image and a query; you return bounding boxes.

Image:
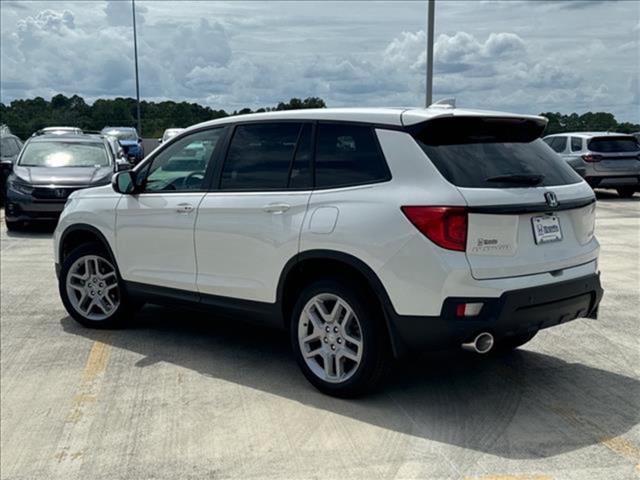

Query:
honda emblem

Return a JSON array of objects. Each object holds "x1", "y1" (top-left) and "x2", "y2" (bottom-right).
[{"x1": 544, "y1": 191, "x2": 558, "y2": 208}]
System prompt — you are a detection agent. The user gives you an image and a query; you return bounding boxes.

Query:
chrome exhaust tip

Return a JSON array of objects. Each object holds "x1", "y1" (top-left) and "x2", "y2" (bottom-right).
[{"x1": 461, "y1": 332, "x2": 494, "y2": 354}]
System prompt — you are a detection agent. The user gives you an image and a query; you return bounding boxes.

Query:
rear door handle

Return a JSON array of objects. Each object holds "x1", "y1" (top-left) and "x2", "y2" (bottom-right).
[
  {"x1": 263, "y1": 203, "x2": 290, "y2": 214},
  {"x1": 176, "y1": 203, "x2": 194, "y2": 214}
]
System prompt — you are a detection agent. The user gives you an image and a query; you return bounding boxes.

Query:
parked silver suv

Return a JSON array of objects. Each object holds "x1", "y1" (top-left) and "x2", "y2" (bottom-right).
[{"x1": 543, "y1": 132, "x2": 640, "y2": 198}]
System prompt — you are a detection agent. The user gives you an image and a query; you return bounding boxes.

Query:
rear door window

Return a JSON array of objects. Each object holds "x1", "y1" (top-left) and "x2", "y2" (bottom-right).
[
  {"x1": 571, "y1": 137, "x2": 583, "y2": 152},
  {"x1": 315, "y1": 123, "x2": 390, "y2": 188},
  {"x1": 545, "y1": 137, "x2": 567, "y2": 153},
  {"x1": 220, "y1": 123, "x2": 303, "y2": 190},
  {"x1": 414, "y1": 117, "x2": 582, "y2": 188},
  {"x1": 587, "y1": 137, "x2": 640, "y2": 153}
]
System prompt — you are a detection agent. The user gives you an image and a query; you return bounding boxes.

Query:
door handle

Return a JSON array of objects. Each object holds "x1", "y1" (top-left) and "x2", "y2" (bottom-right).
[
  {"x1": 176, "y1": 203, "x2": 194, "y2": 214},
  {"x1": 263, "y1": 203, "x2": 290, "y2": 214}
]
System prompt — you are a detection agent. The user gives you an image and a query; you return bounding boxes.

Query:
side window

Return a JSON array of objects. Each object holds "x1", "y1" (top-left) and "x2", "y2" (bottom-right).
[
  {"x1": 547, "y1": 137, "x2": 567, "y2": 153},
  {"x1": 315, "y1": 123, "x2": 390, "y2": 188},
  {"x1": 144, "y1": 128, "x2": 224, "y2": 192},
  {"x1": 556, "y1": 136, "x2": 567, "y2": 152},
  {"x1": 571, "y1": 137, "x2": 582, "y2": 152},
  {"x1": 220, "y1": 123, "x2": 302, "y2": 190}
]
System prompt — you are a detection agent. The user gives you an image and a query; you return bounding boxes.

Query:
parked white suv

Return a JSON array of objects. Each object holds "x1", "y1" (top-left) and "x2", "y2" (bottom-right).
[{"x1": 54, "y1": 107, "x2": 603, "y2": 397}]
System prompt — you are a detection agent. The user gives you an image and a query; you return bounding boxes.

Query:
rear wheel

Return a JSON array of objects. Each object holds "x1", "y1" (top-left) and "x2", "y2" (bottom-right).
[
  {"x1": 290, "y1": 279, "x2": 389, "y2": 397},
  {"x1": 616, "y1": 187, "x2": 636, "y2": 198},
  {"x1": 59, "y1": 243, "x2": 132, "y2": 328}
]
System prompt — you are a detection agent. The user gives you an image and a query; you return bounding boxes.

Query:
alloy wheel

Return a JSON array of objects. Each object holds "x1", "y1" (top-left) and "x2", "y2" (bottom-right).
[
  {"x1": 298, "y1": 293, "x2": 363, "y2": 383},
  {"x1": 66, "y1": 255, "x2": 120, "y2": 321}
]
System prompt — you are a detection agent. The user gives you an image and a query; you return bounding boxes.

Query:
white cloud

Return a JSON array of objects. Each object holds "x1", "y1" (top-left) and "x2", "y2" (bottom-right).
[{"x1": 0, "y1": 0, "x2": 637, "y2": 122}]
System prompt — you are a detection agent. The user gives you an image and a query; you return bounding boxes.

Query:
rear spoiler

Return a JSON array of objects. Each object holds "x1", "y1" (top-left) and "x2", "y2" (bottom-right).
[{"x1": 406, "y1": 116, "x2": 548, "y2": 146}]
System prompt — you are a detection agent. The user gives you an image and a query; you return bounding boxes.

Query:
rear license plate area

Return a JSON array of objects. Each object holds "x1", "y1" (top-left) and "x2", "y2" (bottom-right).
[{"x1": 532, "y1": 214, "x2": 562, "y2": 244}]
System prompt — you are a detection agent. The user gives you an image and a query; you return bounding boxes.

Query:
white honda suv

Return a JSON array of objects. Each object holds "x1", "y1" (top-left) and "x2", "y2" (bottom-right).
[{"x1": 54, "y1": 107, "x2": 603, "y2": 397}]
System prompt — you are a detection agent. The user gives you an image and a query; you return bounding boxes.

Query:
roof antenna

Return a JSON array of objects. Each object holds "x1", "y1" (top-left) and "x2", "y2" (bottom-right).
[{"x1": 430, "y1": 98, "x2": 456, "y2": 109}]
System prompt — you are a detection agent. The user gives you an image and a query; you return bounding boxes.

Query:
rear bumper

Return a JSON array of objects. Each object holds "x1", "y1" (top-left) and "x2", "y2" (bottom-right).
[
  {"x1": 586, "y1": 175, "x2": 640, "y2": 188},
  {"x1": 389, "y1": 273, "x2": 603, "y2": 353}
]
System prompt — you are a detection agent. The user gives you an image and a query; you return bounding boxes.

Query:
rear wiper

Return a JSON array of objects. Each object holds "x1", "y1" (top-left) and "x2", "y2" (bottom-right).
[{"x1": 485, "y1": 174, "x2": 545, "y2": 185}]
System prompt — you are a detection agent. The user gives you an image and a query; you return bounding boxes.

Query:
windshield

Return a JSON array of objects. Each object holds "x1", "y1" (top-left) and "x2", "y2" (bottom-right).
[
  {"x1": 588, "y1": 137, "x2": 640, "y2": 153},
  {"x1": 19, "y1": 141, "x2": 110, "y2": 167},
  {"x1": 103, "y1": 129, "x2": 138, "y2": 142}
]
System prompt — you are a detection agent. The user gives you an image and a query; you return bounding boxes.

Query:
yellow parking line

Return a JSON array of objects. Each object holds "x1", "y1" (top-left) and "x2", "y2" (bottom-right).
[
  {"x1": 53, "y1": 339, "x2": 111, "y2": 470},
  {"x1": 81, "y1": 340, "x2": 110, "y2": 382},
  {"x1": 464, "y1": 475, "x2": 552, "y2": 480}
]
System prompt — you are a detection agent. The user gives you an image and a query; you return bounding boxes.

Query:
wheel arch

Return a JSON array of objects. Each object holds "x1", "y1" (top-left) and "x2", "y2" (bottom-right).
[
  {"x1": 277, "y1": 249, "x2": 406, "y2": 357},
  {"x1": 58, "y1": 224, "x2": 118, "y2": 267}
]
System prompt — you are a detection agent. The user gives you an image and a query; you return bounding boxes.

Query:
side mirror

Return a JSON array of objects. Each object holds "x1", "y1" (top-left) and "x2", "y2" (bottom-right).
[
  {"x1": 0, "y1": 160, "x2": 13, "y2": 173},
  {"x1": 112, "y1": 170, "x2": 136, "y2": 194}
]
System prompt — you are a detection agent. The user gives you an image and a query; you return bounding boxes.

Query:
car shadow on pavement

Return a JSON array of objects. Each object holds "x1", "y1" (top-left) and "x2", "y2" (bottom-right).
[{"x1": 60, "y1": 305, "x2": 639, "y2": 460}]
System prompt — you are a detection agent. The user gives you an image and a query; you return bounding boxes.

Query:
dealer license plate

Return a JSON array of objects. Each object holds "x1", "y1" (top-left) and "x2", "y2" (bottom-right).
[{"x1": 532, "y1": 215, "x2": 562, "y2": 244}]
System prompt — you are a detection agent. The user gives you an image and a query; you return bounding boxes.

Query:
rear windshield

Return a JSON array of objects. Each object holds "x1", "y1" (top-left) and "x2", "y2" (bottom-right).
[
  {"x1": 414, "y1": 117, "x2": 582, "y2": 188},
  {"x1": 587, "y1": 137, "x2": 639, "y2": 153},
  {"x1": 19, "y1": 141, "x2": 110, "y2": 167}
]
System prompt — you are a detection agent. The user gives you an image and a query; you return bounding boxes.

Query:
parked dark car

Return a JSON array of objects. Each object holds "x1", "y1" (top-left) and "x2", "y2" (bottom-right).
[
  {"x1": 100, "y1": 127, "x2": 144, "y2": 163},
  {"x1": 3, "y1": 133, "x2": 130, "y2": 230},
  {"x1": 0, "y1": 130, "x2": 23, "y2": 204}
]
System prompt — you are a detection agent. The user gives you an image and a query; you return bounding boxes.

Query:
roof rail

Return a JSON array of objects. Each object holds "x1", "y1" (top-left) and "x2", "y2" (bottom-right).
[{"x1": 429, "y1": 98, "x2": 456, "y2": 109}]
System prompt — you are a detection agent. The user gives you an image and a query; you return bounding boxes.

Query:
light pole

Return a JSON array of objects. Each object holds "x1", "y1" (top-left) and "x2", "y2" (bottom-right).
[
  {"x1": 425, "y1": 0, "x2": 435, "y2": 107},
  {"x1": 132, "y1": 0, "x2": 142, "y2": 135}
]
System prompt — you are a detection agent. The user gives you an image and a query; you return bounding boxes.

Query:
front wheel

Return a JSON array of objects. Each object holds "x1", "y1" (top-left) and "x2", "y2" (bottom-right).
[
  {"x1": 290, "y1": 279, "x2": 389, "y2": 397},
  {"x1": 59, "y1": 243, "x2": 132, "y2": 328},
  {"x1": 616, "y1": 187, "x2": 636, "y2": 198}
]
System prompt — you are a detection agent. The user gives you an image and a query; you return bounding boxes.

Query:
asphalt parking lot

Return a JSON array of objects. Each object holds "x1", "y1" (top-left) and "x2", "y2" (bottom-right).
[{"x1": 1, "y1": 191, "x2": 638, "y2": 480}]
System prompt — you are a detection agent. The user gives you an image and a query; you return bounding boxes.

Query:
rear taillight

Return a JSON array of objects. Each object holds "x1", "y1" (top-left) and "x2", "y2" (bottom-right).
[
  {"x1": 582, "y1": 154, "x2": 602, "y2": 162},
  {"x1": 401, "y1": 206, "x2": 468, "y2": 252}
]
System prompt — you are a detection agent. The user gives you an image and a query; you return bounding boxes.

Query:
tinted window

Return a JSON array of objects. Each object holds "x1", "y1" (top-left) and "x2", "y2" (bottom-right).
[
  {"x1": 19, "y1": 141, "x2": 110, "y2": 167},
  {"x1": 221, "y1": 123, "x2": 301, "y2": 190},
  {"x1": 571, "y1": 137, "x2": 583, "y2": 152},
  {"x1": 588, "y1": 136, "x2": 640, "y2": 153},
  {"x1": 315, "y1": 123, "x2": 390, "y2": 188},
  {"x1": 547, "y1": 137, "x2": 567, "y2": 153},
  {"x1": 144, "y1": 128, "x2": 224, "y2": 192},
  {"x1": 416, "y1": 120, "x2": 582, "y2": 188},
  {"x1": 289, "y1": 124, "x2": 312, "y2": 189}
]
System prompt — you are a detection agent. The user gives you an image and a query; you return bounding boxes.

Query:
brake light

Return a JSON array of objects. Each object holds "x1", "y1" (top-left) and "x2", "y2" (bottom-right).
[
  {"x1": 582, "y1": 154, "x2": 602, "y2": 162},
  {"x1": 401, "y1": 206, "x2": 468, "y2": 251}
]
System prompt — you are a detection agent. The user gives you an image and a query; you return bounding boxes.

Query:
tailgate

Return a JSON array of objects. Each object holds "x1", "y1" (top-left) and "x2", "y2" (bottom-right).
[{"x1": 461, "y1": 185, "x2": 597, "y2": 280}]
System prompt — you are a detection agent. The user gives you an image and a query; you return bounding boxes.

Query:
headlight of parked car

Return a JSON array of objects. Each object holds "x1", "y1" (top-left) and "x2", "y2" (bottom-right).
[{"x1": 7, "y1": 176, "x2": 34, "y2": 195}]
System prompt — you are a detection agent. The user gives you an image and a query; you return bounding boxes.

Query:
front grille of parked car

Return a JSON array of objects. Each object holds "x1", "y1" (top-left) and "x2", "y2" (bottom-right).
[{"x1": 32, "y1": 187, "x2": 78, "y2": 200}]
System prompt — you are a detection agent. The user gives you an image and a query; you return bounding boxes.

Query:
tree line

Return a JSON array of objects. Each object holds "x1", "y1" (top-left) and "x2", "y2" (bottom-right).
[
  {"x1": 0, "y1": 94, "x2": 326, "y2": 139},
  {"x1": 0, "y1": 94, "x2": 637, "y2": 139}
]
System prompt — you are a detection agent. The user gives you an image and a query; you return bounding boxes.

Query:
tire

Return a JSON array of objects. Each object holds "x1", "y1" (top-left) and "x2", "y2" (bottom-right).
[
  {"x1": 58, "y1": 242, "x2": 132, "y2": 328},
  {"x1": 494, "y1": 331, "x2": 538, "y2": 353},
  {"x1": 616, "y1": 187, "x2": 636, "y2": 198},
  {"x1": 290, "y1": 278, "x2": 389, "y2": 397}
]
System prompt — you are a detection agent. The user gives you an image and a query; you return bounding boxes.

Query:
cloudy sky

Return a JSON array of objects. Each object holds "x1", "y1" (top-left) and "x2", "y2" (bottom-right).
[{"x1": 1, "y1": 0, "x2": 638, "y2": 121}]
